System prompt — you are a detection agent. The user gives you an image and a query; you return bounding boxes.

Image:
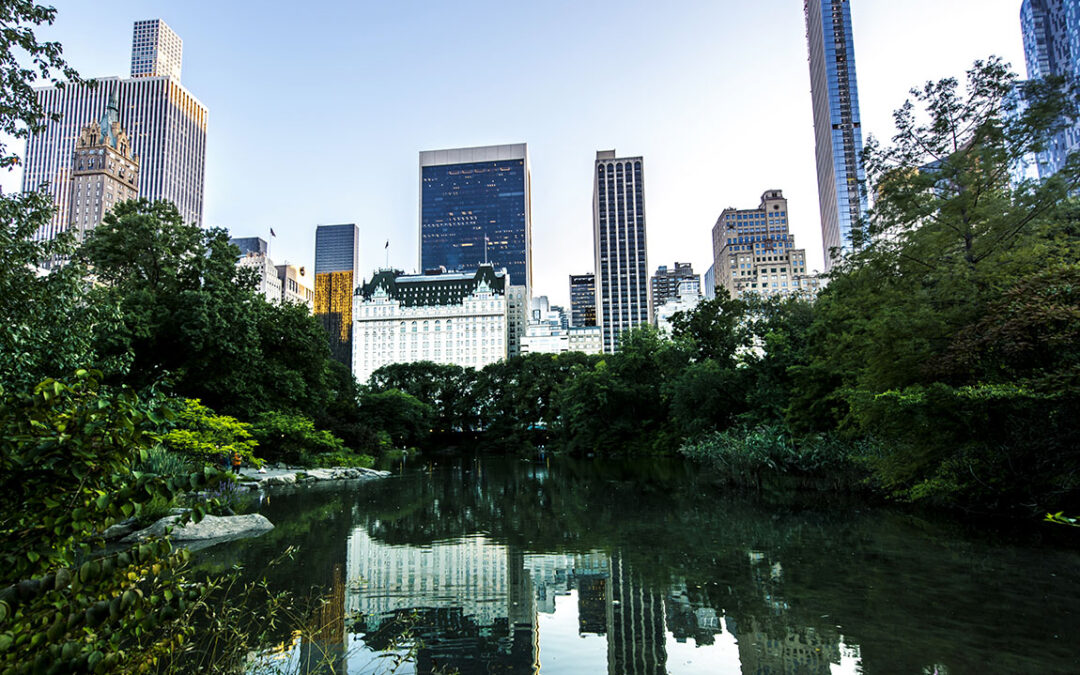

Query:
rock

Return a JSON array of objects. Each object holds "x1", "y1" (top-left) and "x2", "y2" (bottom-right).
[
  {"x1": 358, "y1": 467, "x2": 391, "y2": 477},
  {"x1": 102, "y1": 518, "x2": 139, "y2": 541},
  {"x1": 122, "y1": 513, "x2": 274, "y2": 543},
  {"x1": 260, "y1": 473, "x2": 296, "y2": 487},
  {"x1": 307, "y1": 469, "x2": 336, "y2": 481}
]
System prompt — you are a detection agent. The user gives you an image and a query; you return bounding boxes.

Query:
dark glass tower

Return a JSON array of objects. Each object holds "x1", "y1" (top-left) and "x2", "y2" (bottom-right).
[
  {"x1": 569, "y1": 273, "x2": 597, "y2": 327},
  {"x1": 419, "y1": 144, "x2": 532, "y2": 295},
  {"x1": 593, "y1": 150, "x2": 649, "y2": 353},
  {"x1": 805, "y1": 0, "x2": 868, "y2": 270},
  {"x1": 314, "y1": 223, "x2": 359, "y2": 370}
]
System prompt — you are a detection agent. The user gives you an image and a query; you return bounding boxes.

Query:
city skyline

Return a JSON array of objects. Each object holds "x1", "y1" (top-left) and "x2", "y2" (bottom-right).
[{"x1": 1, "y1": 1, "x2": 1026, "y2": 306}]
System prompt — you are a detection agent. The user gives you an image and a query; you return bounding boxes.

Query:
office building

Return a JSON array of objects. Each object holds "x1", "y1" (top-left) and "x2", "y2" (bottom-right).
[
  {"x1": 235, "y1": 244, "x2": 283, "y2": 305},
  {"x1": 276, "y1": 264, "x2": 315, "y2": 309},
  {"x1": 703, "y1": 264, "x2": 717, "y2": 300},
  {"x1": 655, "y1": 278, "x2": 702, "y2": 335},
  {"x1": 711, "y1": 190, "x2": 821, "y2": 298},
  {"x1": 593, "y1": 150, "x2": 649, "y2": 353},
  {"x1": 521, "y1": 300, "x2": 601, "y2": 355},
  {"x1": 805, "y1": 0, "x2": 869, "y2": 269},
  {"x1": 1020, "y1": 0, "x2": 1080, "y2": 177},
  {"x1": 507, "y1": 285, "x2": 528, "y2": 358},
  {"x1": 66, "y1": 92, "x2": 139, "y2": 242},
  {"x1": 352, "y1": 264, "x2": 509, "y2": 384},
  {"x1": 569, "y1": 273, "x2": 597, "y2": 327},
  {"x1": 23, "y1": 19, "x2": 207, "y2": 240},
  {"x1": 315, "y1": 224, "x2": 360, "y2": 368},
  {"x1": 650, "y1": 262, "x2": 698, "y2": 322},
  {"x1": 419, "y1": 144, "x2": 532, "y2": 294}
]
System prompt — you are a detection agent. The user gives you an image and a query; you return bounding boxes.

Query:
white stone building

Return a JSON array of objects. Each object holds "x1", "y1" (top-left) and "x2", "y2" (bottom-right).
[
  {"x1": 352, "y1": 264, "x2": 509, "y2": 384},
  {"x1": 655, "y1": 278, "x2": 703, "y2": 335}
]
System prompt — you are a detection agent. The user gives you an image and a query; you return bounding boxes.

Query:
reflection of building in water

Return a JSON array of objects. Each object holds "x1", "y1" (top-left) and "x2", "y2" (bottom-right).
[
  {"x1": 300, "y1": 563, "x2": 347, "y2": 675},
  {"x1": 735, "y1": 618, "x2": 841, "y2": 675},
  {"x1": 606, "y1": 553, "x2": 668, "y2": 675}
]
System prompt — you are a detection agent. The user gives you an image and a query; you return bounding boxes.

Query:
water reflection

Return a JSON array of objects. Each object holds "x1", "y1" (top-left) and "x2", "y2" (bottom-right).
[{"x1": 202, "y1": 456, "x2": 1080, "y2": 675}]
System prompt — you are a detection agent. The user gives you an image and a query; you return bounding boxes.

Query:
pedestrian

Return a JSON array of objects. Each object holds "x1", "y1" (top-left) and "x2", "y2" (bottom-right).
[{"x1": 231, "y1": 450, "x2": 242, "y2": 475}]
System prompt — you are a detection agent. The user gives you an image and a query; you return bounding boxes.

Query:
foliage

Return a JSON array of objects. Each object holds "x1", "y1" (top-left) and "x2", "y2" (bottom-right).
[
  {"x1": 0, "y1": 371, "x2": 225, "y2": 673},
  {"x1": 0, "y1": 0, "x2": 82, "y2": 170},
  {"x1": 368, "y1": 361, "x2": 478, "y2": 432},
  {"x1": 357, "y1": 389, "x2": 434, "y2": 448},
  {"x1": 250, "y1": 411, "x2": 345, "y2": 465},
  {"x1": 134, "y1": 445, "x2": 191, "y2": 478},
  {"x1": 1045, "y1": 512, "x2": 1079, "y2": 527},
  {"x1": 162, "y1": 398, "x2": 261, "y2": 466},
  {"x1": 301, "y1": 451, "x2": 376, "y2": 469}
]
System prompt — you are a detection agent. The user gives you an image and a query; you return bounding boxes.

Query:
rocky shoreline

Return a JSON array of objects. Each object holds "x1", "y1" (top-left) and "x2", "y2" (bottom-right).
[{"x1": 237, "y1": 465, "x2": 392, "y2": 488}]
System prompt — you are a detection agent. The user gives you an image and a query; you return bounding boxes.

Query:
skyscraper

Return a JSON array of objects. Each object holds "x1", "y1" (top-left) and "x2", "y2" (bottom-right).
[
  {"x1": 593, "y1": 150, "x2": 649, "y2": 353},
  {"x1": 22, "y1": 19, "x2": 207, "y2": 240},
  {"x1": 569, "y1": 273, "x2": 597, "y2": 327},
  {"x1": 314, "y1": 224, "x2": 360, "y2": 369},
  {"x1": 649, "y1": 262, "x2": 697, "y2": 322},
  {"x1": 66, "y1": 92, "x2": 139, "y2": 242},
  {"x1": 805, "y1": 0, "x2": 868, "y2": 270},
  {"x1": 419, "y1": 144, "x2": 532, "y2": 295},
  {"x1": 1020, "y1": 0, "x2": 1080, "y2": 177}
]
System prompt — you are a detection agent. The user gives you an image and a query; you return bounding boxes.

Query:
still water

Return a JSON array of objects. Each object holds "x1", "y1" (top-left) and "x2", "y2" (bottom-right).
[{"x1": 200, "y1": 455, "x2": 1080, "y2": 674}]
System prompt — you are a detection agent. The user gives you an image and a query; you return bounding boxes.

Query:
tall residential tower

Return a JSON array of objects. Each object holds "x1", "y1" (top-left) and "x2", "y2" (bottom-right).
[
  {"x1": 593, "y1": 150, "x2": 649, "y2": 353},
  {"x1": 805, "y1": 0, "x2": 868, "y2": 269},
  {"x1": 419, "y1": 144, "x2": 532, "y2": 295},
  {"x1": 23, "y1": 19, "x2": 207, "y2": 240},
  {"x1": 314, "y1": 224, "x2": 360, "y2": 369}
]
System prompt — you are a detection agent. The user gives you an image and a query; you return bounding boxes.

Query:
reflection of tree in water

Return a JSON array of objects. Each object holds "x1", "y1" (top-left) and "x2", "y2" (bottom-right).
[{"x1": 201, "y1": 456, "x2": 1080, "y2": 674}]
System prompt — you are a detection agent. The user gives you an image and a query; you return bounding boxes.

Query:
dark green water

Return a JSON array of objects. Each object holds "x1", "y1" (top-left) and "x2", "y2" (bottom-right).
[{"x1": 200, "y1": 455, "x2": 1080, "y2": 674}]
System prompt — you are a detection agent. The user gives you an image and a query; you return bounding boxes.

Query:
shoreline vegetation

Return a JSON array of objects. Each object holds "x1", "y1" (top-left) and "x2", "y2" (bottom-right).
[{"x1": 0, "y1": 1, "x2": 1077, "y2": 672}]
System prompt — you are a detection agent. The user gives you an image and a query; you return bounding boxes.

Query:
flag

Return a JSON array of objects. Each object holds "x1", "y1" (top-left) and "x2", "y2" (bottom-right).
[
  {"x1": 270, "y1": 228, "x2": 276, "y2": 237},
  {"x1": 385, "y1": 240, "x2": 389, "y2": 249}
]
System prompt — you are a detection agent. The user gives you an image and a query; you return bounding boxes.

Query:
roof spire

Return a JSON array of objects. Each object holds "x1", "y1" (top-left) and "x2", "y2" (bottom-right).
[{"x1": 97, "y1": 88, "x2": 121, "y2": 148}]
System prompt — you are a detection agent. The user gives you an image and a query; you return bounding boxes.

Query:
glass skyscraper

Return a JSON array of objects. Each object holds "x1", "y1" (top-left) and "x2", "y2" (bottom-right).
[
  {"x1": 419, "y1": 144, "x2": 532, "y2": 295},
  {"x1": 805, "y1": 0, "x2": 868, "y2": 270},
  {"x1": 593, "y1": 150, "x2": 649, "y2": 354},
  {"x1": 569, "y1": 273, "x2": 597, "y2": 327},
  {"x1": 22, "y1": 20, "x2": 206, "y2": 239},
  {"x1": 1021, "y1": 0, "x2": 1080, "y2": 178},
  {"x1": 314, "y1": 224, "x2": 360, "y2": 369}
]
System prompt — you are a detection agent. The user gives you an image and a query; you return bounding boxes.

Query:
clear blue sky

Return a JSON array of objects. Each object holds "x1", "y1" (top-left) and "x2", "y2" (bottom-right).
[{"x1": 5, "y1": 1, "x2": 1026, "y2": 306}]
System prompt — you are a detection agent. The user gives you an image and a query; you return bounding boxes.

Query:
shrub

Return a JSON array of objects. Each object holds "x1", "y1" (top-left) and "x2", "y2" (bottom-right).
[
  {"x1": 163, "y1": 398, "x2": 261, "y2": 466},
  {"x1": 135, "y1": 444, "x2": 191, "y2": 476},
  {"x1": 250, "y1": 411, "x2": 344, "y2": 464},
  {"x1": 300, "y1": 451, "x2": 375, "y2": 469}
]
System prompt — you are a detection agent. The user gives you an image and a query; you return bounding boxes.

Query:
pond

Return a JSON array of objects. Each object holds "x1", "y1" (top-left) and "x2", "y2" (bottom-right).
[{"x1": 198, "y1": 454, "x2": 1080, "y2": 674}]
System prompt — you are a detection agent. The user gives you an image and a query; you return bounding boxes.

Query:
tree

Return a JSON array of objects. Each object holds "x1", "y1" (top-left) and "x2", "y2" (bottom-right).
[{"x1": 357, "y1": 389, "x2": 434, "y2": 447}]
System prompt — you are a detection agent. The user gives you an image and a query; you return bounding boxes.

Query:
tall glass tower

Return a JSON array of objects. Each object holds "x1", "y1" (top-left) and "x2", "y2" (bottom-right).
[
  {"x1": 314, "y1": 224, "x2": 360, "y2": 369},
  {"x1": 419, "y1": 144, "x2": 532, "y2": 295},
  {"x1": 805, "y1": 0, "x2": 868, "y2": 270},
  {"x1": 593, "y1": 150, "x2": 649, "y2": 354},
  {"x1": 1020, "y1": 0, "x2": 1080, "y2": 178}
]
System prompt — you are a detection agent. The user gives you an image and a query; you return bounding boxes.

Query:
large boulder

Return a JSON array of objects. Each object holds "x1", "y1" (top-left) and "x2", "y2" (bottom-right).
[
  {"x1": 122, "y1": 513, "x2": 274, "y2": 543},
  {"x1": 260, "y1": 473, "x2": 296, "y2": 487}
]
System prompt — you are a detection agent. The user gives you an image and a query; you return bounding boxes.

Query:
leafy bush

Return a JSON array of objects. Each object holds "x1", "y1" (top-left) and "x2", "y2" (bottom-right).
[
  {"x1": 135, "y1": 444, "x2": 191, "y2": 476},
  {"x1": 679, "y1": 424, "x2": 868, "y2": 489},
  {"x1": 301, "y1": 451, "x2": 375, "y2": 468},
  {"x1": 250, "y1": 411, "x2": 344, "y2": 464},
  {"x1": 163, "y1": 398, "x2": 261, "y2": 466}
]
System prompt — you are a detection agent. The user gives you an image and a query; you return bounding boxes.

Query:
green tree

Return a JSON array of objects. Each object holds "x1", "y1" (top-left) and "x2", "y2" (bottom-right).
[
  {"x1": 162, "y1": 399, "x2": 261, "y2": 466},
  {"x1": 357, "y1": 389, "x2": 434, "y2": 447}
]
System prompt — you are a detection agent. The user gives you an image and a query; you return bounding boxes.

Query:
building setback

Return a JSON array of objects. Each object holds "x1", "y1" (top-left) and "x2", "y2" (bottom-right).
[
  {"x1": 419, "y1": 144, "x2": 532, "y2": 295},
  {"x1": 593, "y1": 150, "x2": 649, "y2": 353},
  {"x1": 23, "y1": 19, "x2": 207, "y2": 239},
  {"x1": 67, "y1": 92, "x2": 139, "y2": 242},
  {"x1": 315, "y1": 224, "x2": 360, "y2": 369},
  {"x1": 351, "y1": 264, "x2": 509, "y2": 385},
  {"x1": 1020, "y1": 0, "x2": 1080, "y2": 178},
  {"x1": 649, "y1": 262, "x2": 698, "y2": 323},
  {"x1": 805, "y1": 0, "x2": 868, "y2": 269},
  {"x1": 569, "y1": 273, "x2": 597, "y2": 327},
  {"x1": 711, "y1": 190, "x2": 821, "y2": 298}
]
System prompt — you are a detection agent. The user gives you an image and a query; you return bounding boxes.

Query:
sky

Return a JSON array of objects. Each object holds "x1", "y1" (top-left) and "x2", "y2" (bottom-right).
[{"x1": 3, "y1": 0, "x2": 1027, "y2": 306}]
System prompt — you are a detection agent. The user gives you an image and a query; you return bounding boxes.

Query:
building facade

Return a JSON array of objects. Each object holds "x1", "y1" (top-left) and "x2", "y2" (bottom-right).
[
  {"x1": 315, "y1": 224, "x2": 360, "y2": 369},
  {"x1": 276, "y1": 264, "x2": 315, "y2": 309},
  {"x1": 23, "y1": 20, "x2": 207, "y2": 240},
  {"x1": 703, "y1": 264, "x2": 717, "y2": 300},
  {"x1": 521, "y1": 299, "x2": 601, "y2": 355},
  {"x1": 593, "y1": 150, "x2": 649, "y2": 353},
  {"x1": 351, "y1": 265, "x2": 509, "y2": 384},
  {"x1": 805, "y1": 0, "x2": 868, "y2": 270},
  {"x1": 130, "y1": 19, "x2": 182, "y2": 81},
  {"x1": 654, "y1": 278, "x2": 702, "y2": 335},
  {"x1": 419, "y1": 144, "x2": 532, "y2": 294},
  {"x1": 649, "y1": 262, "x2": 698, "y2": 322},
  {"x1": 569, "y1": 273, "x2": 597, "y2": 327},
  {"x1": 711, "y1": 190, "x2": 821, "y2": 298},
  {"x1": 67, "y1": 92, "x2": 139, "y2": 242},
  {"x1": 1021, "y1": 0, "x2": 1080, "y2": 177},
  {"x1": 507, "y1": 285, "x2": 528, "y2": 358}
]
